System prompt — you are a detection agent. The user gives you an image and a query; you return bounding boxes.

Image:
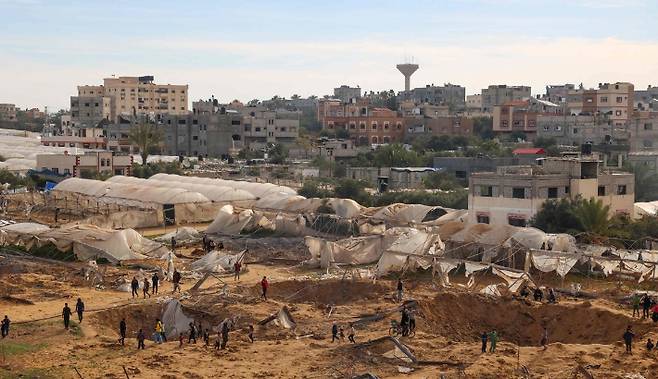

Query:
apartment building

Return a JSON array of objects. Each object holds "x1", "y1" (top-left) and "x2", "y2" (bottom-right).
[
  {"x1": 536, "y1": 115, "x2": 628, "y2": 147},
  {"x1": 466, "y1": 94, "x2": 482, "y2": 110},
  {"x1": 0, "y1": 104, "x2": 17, "y2": 122},
  {"x1": 399, "y1": 83, "x2": 466, "y2": 109},
  {"x1": 566, "y1": 82, "x2": 634, "y2": 126},
  {"x1": 240, "y1": 107, "x2": 300, "y2": 150},
  {"x1": 333, "y1": 85, "x2": 361, "y2": 103},
  {"x1": 405, "y1": 116, "x2": 474, "y2": 137},
  {"x1": 468, "y1": 157, "x2": 634, "y2": 226},
  {"x1": 70, "y1": 95, "x2": 113, "y2": 127},
  {"x1": 41, "y1": 127, "x2": 107, "y2": 149},
  {"x1": 481, "y1": 85, "x2": 531, "y2": 112},
  {"x1": 346, "y1": 166, "x2": 438, "y2": 190},
  {"x1": 77, "y1": 76, "x2": 188, "y2": 122},
  {"x1": 317, "y1": 99, "x2": 405, "y2": 146},
  {"x1": 543, "y1": 84, "x2": 575, "y2": 104},
  {"x1": 318, "y1": 139, "x2": 358, "y2": 159},
  {"x1": 492, "y1": 98, "x2": 560, "y2": 135},
  {"x1": 161, "y1": 108, "x2": 243, "y2": 158},
  {"x1": 36, "y1": 151, "x2": 132, "y2": 177},
  {"x1": 634, "y1": 85, "x2": 658, "y2": 111},
  {"x1": 628, "y1": 113, "x2": 658, "y2": 152}
]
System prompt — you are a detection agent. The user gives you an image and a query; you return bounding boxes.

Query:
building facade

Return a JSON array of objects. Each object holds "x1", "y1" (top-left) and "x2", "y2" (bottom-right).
[
  {"x1": 399, "y1": 84, "x2": 466, "y2": 109},
  {"x1": 404, "y1": 116, "x2": 474, "y2": 138},
  {"x1": 333, "y1": 85, "x2": 361, "y2": 103},
  {"x1": 566, "y1": 82, "x2": 634, "y2": 126},
  {"x1": 481, "y1": 85, "x2": 531, "y2": 112},
  {"x1": 492, "y1": 98, "x2": 560, "y2": 135},
  {"x1": 317, "y1": 100, "x2": 405, "y2": 146},
  {"x1": 41, "y1": 127, "x2": 107, "y2": 149},
  {"x1": 36, "y1": 151, "x2": 132, "y2": 177},
  {"x1": 468, "y1": 157, "x2": 635, "y2": 226},
  {"x1": 240, "y1": 107, "x2": 300, "y2": 150},
  {"x1": 466, "y1": 94, "x2": 482, "y2": 111},
  {"x1": 70, "y1": 95, "x2": 113, "y2": 127},
  {"x1": 0, "y1": 104, "x2": 17, "y2": 122},
  {"x1": 77, "y1": 76, "x2": 188, "y2": 122}
]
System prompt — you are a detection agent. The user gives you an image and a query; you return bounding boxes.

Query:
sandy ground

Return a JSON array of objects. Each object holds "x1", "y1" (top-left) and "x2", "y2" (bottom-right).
[{"x1": 2, "y1": 244, "x2": 658, "y2": 379}]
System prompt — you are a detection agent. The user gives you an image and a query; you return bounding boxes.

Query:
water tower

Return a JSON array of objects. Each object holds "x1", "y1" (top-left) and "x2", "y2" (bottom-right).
[{"x1": 397, "y1": 63, "x2": 419, "y2": 92}]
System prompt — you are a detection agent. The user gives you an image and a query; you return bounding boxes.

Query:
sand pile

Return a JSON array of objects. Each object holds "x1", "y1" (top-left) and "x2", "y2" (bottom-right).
[
  {"x1": 419, "y1": 292, "x2": 651, "y2": 345},
  {"x1": 260, "y1": 279, "x2": 388, "y2": 306}
]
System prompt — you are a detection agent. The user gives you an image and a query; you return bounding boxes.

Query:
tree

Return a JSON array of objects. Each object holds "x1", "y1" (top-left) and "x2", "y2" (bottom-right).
[
  {"x1": 422, "y1": 172, "x2": 463, "y2": 191},
  {"x1": 625, "y1": 163, "x2": 658, "y2": 202},
  {"x1": 268, "y1": 144, "x2": 288, "y2": 164},
  {"x1": 372, "y1": 144, "x2": 424, "y2": 167},
  {"x1": 472, "y1": 116, "x2": 494, "y2": 139},
  {"x1": 531, "y1": 197, "x2": 583, "y2": 233},
  {"x1": 247, "y1": 99, "x2": 260, "y2": 106},
  {"x1": 334, "y1": 179, "x2": 372, "y2": 206},
  {"x1": 0, "y1": 169, "x2": 25, "y2": 189},
  {"x1": 129, "y1": 123, "x2": 163, "y2": 166},
  {"x1": 573, "y1": 198, "x2": 611, "y2": 235},
  {"x1": 335, "y1": 128, "x2": 350, "y2": 139}
]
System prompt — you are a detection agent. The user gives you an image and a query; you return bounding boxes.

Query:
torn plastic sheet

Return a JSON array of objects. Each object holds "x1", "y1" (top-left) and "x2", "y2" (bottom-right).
[
  {"x1": 531, "y1": 253, "x2": 578, "y2": 277},
  {"x1": 480, "y1": 284, "x2": 502, "y2": 297},
  {"x1": 464, "y1": 262, "x2": 489, "y2": 277},
  {"x1": 491, "y1": 266, "x2": 532, "y2": 293},
  {"x1": 591, "y1": 258, "x2": 619, "y2": 276}
]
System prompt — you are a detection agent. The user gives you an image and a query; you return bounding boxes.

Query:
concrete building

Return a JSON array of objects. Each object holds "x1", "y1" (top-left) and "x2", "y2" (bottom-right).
[
  {"x1": 333, "y1": 85, "x2": 361, "y2": 103},
  {"x1": 0, "y1": 104, "x2": 17, "y2": 122},
  {"x1": 536, "y1": 114, "x2": 629, "y2": 147},
  {"x1": 628, "y1": 152, "x2": 658, "y2": 175},
  {"x1": 634, "y1": 85, "x2": 658, "y2": 111},
  {"x1": 468, "y1": 157, "x2": 635, "y2": 226},
  {"x1": 36, "y1": 151, "x2": 133, "y2": 177},
  {"x1": 161, "y1": 108, "x2": 243, "y2": 158},
  {"x1": 77, "y1": 76, "x2": 188, "y2": 122},
  {"x1": 70, "y1": 95, "x2": 113, "y2": 127},
  {"x1": 481, "y1": 85, "x2": 531, "y2": 112},
  {"x1": 346, "y1": 166, "x2": 437, "y2": 190},
  {"x1": 41, "y1": 127, "x2": 107, "y2": 149},
  {"x1": 493, "y1": 98, "x2": 560, "y2": 135},
  {"x1": 466, "y1": 94, "x2": 482, "y2": 110},
  {"x1": 318, "y1": 139, "x2": 358, "y2": 159},
  {"x1": 404, "y1": 116, "x2": 474, "y2": 138},
  {"x1": 317, "y1": 99, "x2": 405, "y2": 146},
  {"x1": 628, "y1": 113, "x2": 658, "y2": 152},
  {"x1": 566, "y1": 82, "x2": 634, "y2": 127},
  {"x1": 543, "y1": 84, "x2": 575, "y2": 104},
  {"x1": 240, "y1": 107, "x2": 300, "y2": 150},
  {"x1": 399, "y1": 84, "x2": 466, "y2": 109}
]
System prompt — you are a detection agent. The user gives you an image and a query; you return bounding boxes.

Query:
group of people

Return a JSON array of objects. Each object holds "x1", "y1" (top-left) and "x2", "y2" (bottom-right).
[
  {"x1": 130, "y1": 273, "x2": 162, "y2": 299},
  {"x1": 202, "y1": 235, "x2": 222, "y2": 253},
  {"x1": 331, "y1": 322, "x2": 356, "y2": 344},
  {"x1": 480, "y1": 330, "x2": 499, "y2": 353},
  {"x1": 630, "y1": 293, "x2": 658, "y2": 320},
  {"x1": 519, "y1": 286, "x2": 558, "y2": 303},
  {"x1": 398, "y1": 306, "x2": 416, "y2": 337}
]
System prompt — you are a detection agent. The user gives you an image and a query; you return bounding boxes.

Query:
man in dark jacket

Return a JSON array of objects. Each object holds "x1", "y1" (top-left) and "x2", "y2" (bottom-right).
[
  {"x1": 75, "y1": 298, "x2": 85, "y2": 323},
  {"x1": 62, "y1": 303, "x2": 72, "y2": 329},
  {"x1": 1, "y1": 316, "x2": 10, "y2": 338},
  {"x1": 624, "y1": 326, "x2": 635, "y2": 354},
  {"x1": 131, "y1": 277, "x2": 139, "y2": 299},
  {"x1": 172, "y1": 270, "x2": 182, "y2": 293},
  {"x1": 152, "y1": 273, "x2": 160, "y2": 295},
  {"x1": 119, "y1": 318, "x2": 127, "y2": 345},
  {"x1": 481, "y1": 332, "x2": 488, "y2": 353},
  {"x1": 642, "y1": 294, "x2": 652, "y2": 319}
]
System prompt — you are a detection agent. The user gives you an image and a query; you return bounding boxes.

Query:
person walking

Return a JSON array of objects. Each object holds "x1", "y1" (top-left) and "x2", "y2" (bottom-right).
[
  {"x1": 221, "y1": 321, "x2": 230, "y2": 349},
  {"x1": 62, "y1": 303, "x2": 72, "y2": 330},
  {"x1": 642, "y1": 294, "x2": 652, "y2": 319},
  {"x1": 233, "y1": 260, "x2": 242, "y2": 281},
  {"x1": 142, "y1": 278, "x2": 151, "y2": 298},
  {"x1": 203, "y1": 329, "x2": 210, "y2": 347},
  {"x1": 172, "y1": 270, "x2": 182, "y2": 293},
  {"x1": 489, "y1": 330, "x2": 498, "y2": 353},
  {"x1": 331, "y1": 322, "x2": 339, "y2": 343},
  {"x1": 75, "y1": 298, "x2": 85, "y2": 323},
  {"x1": 647, "y1": 338, "x2": 654, "y2": 351},
  {"x1": 624, "y1": 326, "x2": 635, "y2": 354},
  {"x1": 1, "y1": 316, "x2": 10, "y2": 338},
  {"x1": 137, "y1": 329, "x2": 145, "y2": 350},
  {"x1": 260, "y1": 276, "x2": 269, "y2": 300},
  {"x1": 160, "y1": 320, "x2": 167, "y2": 342},
  {"x1": 348, "y1": 323, "x2": 356, "y2": 344},
  {"x1": 202, "y1": 235, "x2": 209, "y2": 252},
  {"x1": 397, "y1": 278, "x2": 403, "y2": 302},
  {"x1": 188, "y1": 322, "x2": 197, "y2": 344},
  {"x1": 131, "y1": 276, "x2": 139, "y2": 299},
  {"x1": 481, "y1": 332, "x2": 488, "y2": 353},
  {"x1": 632, "y1": 293, "x2": 641, "y2": 317},
  {"x1": 152, "y1": 273, "x2": 160, "y2": 295},
  {"x1": 170, "y1": 236, "x2": 176, "y2": 253},
  {"x1": 119, "y1": 318, "x2": 127, "y2": 346}
]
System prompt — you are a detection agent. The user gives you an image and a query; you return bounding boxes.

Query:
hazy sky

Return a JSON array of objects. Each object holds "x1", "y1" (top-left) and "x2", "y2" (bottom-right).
[{"x1": 2, "y1": 0, "x2": 658, "y2": 111}]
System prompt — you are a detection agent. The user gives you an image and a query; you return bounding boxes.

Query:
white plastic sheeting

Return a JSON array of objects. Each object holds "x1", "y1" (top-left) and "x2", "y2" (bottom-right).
[
  {"x1": 504, "y1": 228, "x2": 577, "y2": 253},
  {"x1": 635, "y1": 201, "x2": 658, "y2": 218},
  {"x1": 531, "y1": 253, "x2": 579, "y2": 277},
  {"x1": 368, "y1": 204, "x2": 449, "y2": 225},
  {"x1": 155, "y1": 227, "x2": 202, "y2": 245},
  {"x1": 206, "y1": 205, "x2": 260, "y2": 235},
  {"x1": 161, "y1": 299, "x2": 195, "y2": 339},
  {"x1": 190, "y1": 250, "x2": 245, "y2": 273},
  {"x1": 0, "y1": 223, "x2": 168, "y2": 263}
]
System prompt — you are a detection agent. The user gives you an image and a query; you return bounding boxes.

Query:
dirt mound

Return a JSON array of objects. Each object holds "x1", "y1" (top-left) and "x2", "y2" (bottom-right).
[
  {"x1": 262, "y1": 279, "x2": 388, "y2": 306},
  {"x1": 92, "y1": 303, "x2": 163, "y2": 338},
  {"x1": 419, "y1": 293, "x2": 651, "y2": 346}
]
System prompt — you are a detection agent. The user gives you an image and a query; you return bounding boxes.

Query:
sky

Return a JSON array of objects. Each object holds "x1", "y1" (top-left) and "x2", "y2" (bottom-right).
[{"x1": 1, "y1": 0, "x2": 658, "y2": 111}]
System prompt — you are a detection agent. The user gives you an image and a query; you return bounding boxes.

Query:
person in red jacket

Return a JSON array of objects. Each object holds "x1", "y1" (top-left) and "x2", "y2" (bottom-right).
[{"x1": 260, "y1": 276, "x2": 269, "y2": 300}]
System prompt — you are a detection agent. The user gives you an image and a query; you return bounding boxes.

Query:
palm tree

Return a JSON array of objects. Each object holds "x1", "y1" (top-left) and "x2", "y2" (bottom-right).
[
  {"x1": 129, "y1": 122, "x2": 163, "y2": 166},
  {"x1": 573, "y1": 198, "x2": 611, "y2": 235}
]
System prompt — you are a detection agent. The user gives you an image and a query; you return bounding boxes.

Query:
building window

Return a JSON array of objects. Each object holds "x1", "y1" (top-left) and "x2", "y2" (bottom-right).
[
  {"x1": 508, "y1": 216, "x2": 527, "y2": 227},
  {"x1": 384, "y1": 122, "x2": 389, "y2": 130},
  {"x1": 372, "y1": 136, "x2": 378, "y2": 144},
  {"x1": 192, "y1": 136, "x2": 198, "y2": 141},
  {"x1": 644, "y1": 123, "x2": 653, "y2": 130},
  {"x1": 615, "y1": 110, "x2": 622, "y2": 116},
  {"x1": 565, "y1": 186, "x2": 570, "y2": 194},
  {"x1": 476, "y1": 215, "x2": 490, "y2": 224},
  {"x1": 644, "y1": 140, "x2": 653, "y2": 148},
  {"x1": 600, "y1": 97, "x2": 608, "y2": 103},
  {"x1": 598, "y1": 185, "x2": 606, "y2": 196},
  {"x1": 548, "y1": 187, "x2": 558, "y2": 198},
  {"x1": 371, "y1": 122, "x2": 377, "y2": 130},
  {"x1": 231, "y1": 120, "x2": 241, "y2": 125},
  {"x1": 480, "y1": 186, "x2": 493, "y2": 197},
  {"x1": 616, "y1": 96, "x2": 623, "y2": 103},
  {"x1": 617, "y1": 185, "x2": 627, "y2": 195},
  {"x1": 512, "y1": 187, "x2": 525, "y2": 199},
  {"x1": 396, "y1": 123, "x2": 402, "y2": 130},
  {"x1": 349, "y1": 122, "x2": 356, "y2": 130},
  {"x1": 383, "y1": 136, "x2": 390, "y2": 143},
  {"x1": 64, "y1": 168, "x2": 70, "y2": 175},
  {"x1": 359, "y1": 123, "x2": 366, "y2": 130}
]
